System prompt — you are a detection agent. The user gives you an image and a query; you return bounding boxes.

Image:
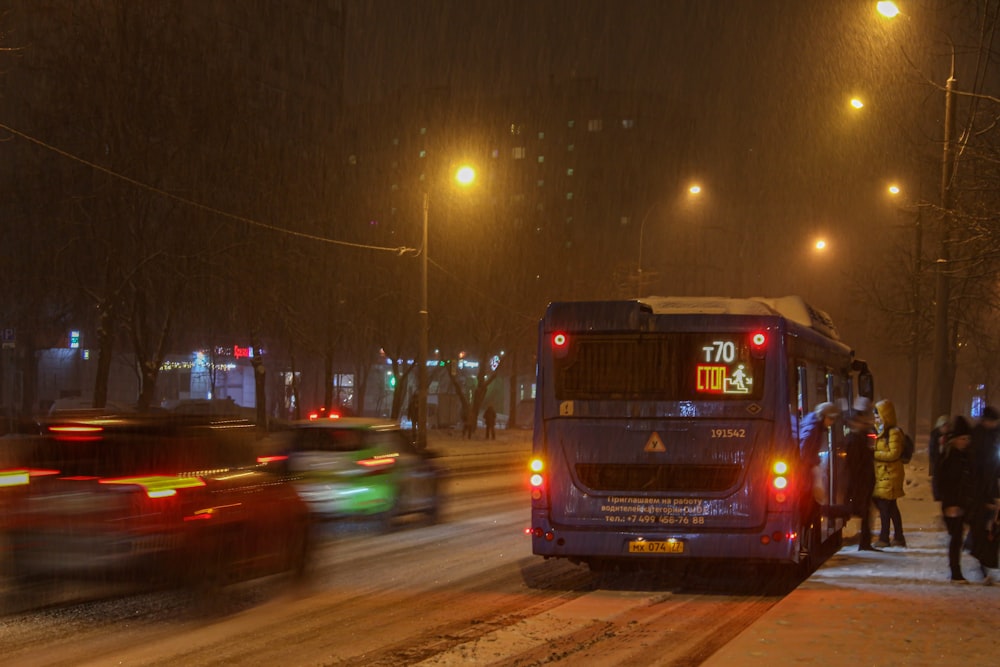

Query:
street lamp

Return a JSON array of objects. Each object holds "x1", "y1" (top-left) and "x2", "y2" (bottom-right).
[
  {"x1": 888, "y1": 183, "x2": 922, "y2": 437},
  {"x1": 416, "y1": 165, "x2": 476, "y2": 450},
  {"x1": 878, "y1": 1, "x2": 959, "y2": 421},
  {"x1": 636, "y1": 183, "x2": 702, "y2": 298}
]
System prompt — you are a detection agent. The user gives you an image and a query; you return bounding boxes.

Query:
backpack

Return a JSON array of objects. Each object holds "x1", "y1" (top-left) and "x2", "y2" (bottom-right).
[{"x1": 896, "y1": 427, "x2": 915, "y2": 464}]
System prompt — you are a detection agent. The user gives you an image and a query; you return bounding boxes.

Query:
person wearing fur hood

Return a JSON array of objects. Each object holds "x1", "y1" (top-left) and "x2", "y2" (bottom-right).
[{"x1": 872, "y1": 398, "x2": 906, "y2": 548}]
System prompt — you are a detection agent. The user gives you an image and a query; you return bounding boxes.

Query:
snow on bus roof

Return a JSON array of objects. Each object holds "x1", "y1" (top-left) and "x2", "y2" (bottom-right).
[{"x1": 637, "y1": 295, "x2": 841, "y2": 341}]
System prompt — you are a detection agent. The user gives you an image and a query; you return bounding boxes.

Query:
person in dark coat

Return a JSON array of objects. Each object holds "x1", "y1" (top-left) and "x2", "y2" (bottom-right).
[
  {"x1": 798, "y1": 402, "x2": 840, "y2": 525},
  {"x1": 845, "y1": 397, "x2": 877, "y2": 550},
  {"x1": 929, "y1": 415, "x2": 949, "y2": 481},
  {"x1": 968, "y1": 406, "x2": 1000, "y2": 576},
  {"x1": 483, "y1": 404, "x2": 497, "y2": 440},
  {"x1": 935, "y1": 416, "x2": 977, "y2": 582}
]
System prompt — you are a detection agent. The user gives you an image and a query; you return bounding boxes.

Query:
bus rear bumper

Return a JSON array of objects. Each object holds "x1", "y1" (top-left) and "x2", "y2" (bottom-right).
[{"x1": 528, "y1": 513, "x2": 803, "y2": 564}]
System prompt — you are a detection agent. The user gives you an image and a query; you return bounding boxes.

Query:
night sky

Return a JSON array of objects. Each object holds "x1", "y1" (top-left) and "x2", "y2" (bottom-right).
[
  {"x1": 341, "y1": 0, "x2": 984, "y2": 418},
  {"x1": 345, "y1": 0, "x2": 945, "y2": 306}
]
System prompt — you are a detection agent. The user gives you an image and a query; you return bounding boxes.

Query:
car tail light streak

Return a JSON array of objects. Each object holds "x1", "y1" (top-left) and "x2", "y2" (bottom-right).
[
  {"x1": 257, "y1": 454, "x2": 288, "y2": 464},
  {"x1": 48, "y1": 423, "x2": 104, "y2": 442},
  {"x1": 0, "y1": 469, "x2": 30, "y2": 487},
  {"x1": 357, "y1": 453, "x2": 398, "y2": 469},
  {"x1": 100, "y1": 475, "x2": 207, "y2": 499}
]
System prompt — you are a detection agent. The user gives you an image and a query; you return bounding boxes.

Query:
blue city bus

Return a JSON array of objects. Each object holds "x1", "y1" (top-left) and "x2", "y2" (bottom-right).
[{"x1": 528, "y1": 296, "x2": 873, "y2": 574}]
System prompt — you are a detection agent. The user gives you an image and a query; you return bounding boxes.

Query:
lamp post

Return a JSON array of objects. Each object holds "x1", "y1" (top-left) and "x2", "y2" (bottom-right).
[
  {"x1": 417, "y1": 192, "x2": 430, "y2": 450},
  {"x1": 888, "y1": 184, "x2": 923, "y2": 438},
  {"x1": 416, "y1": 165, "x2": 476, "y2": 450},
  {"x1": 878, "y1": 0, "x2": 958, "y2": 421},
  {"x1": 636, "y1": 183, "x2": 702, "y2": 298}
]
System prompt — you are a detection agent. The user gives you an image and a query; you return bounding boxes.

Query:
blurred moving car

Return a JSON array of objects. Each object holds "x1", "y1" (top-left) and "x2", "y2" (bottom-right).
[
  {"x1": 2, "y1": 415, "x2": 311, "y2": 588},
  {"x1": 273, "y1": 417, "x2": 444, "y2": 528}
]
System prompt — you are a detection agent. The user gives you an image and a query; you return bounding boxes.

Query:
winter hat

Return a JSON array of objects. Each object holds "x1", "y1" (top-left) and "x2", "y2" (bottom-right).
[
  {"x1": 982, "y1": 406, "x2": 1000, "y2": 421},
  {"x1": 816, "y1": 402, "x2": 840, "y2": 420},
  {"x1": 949, "y1": 415, "x2": 972, "y2": 439}
]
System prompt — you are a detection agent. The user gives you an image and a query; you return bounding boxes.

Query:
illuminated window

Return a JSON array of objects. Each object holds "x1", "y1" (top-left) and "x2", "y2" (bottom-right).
[
  {"x1": 419, "y1": 150, "x2": 426, "y2": 158},
  {"x1": 567, "y1": 144, "x2": 575, "y2": 152},
  {"x1": 513, "y1": 147, "x2": 526, "y2": 159},
  {"x1": 420, "y1": 127, "x2": 427, "y2": 135},
  {"x1": 588, "y1": 119, "x2": 602, "y2": 131},
  {"x1": 622, "y1": 119, "x2": 635, "y2": 129},
  {"x1": 566, "y1": 168, "x2": 574, "y2": 176},
  {"x1": 566, "y1": 192, "x2": 573, "y2": 200},
  {"x1": 620, "y1": 216, "x2": 630, "y2": 225},
  {"x1": 491, "y1": 148, "x2": 499, "y2": 158},
  {"x1": 567, "y1": 120, "x2": 575, "y2": 128},
  {"x1": 538, "y1": 155, "x2": 545, "y2": 163},
  {"x1": 510, "y1": 123, "x2": 522, "y2": 135},
  {"x1": 537, "y1": 180, "x2": 544, "y2": 187},
  {"x1": 538, "y1": 131, "x2": 545, "y2": 140}
]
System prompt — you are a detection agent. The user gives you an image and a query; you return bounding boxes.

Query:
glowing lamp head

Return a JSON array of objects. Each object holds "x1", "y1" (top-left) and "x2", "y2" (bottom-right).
[{"x1": 750, "y1": 330, "x2": 768, "y2": 357}]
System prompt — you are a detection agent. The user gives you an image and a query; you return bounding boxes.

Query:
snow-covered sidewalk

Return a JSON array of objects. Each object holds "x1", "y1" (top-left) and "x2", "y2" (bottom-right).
[{"x1": 704, "y1": 450, "x2": 1000, "y2": 666}]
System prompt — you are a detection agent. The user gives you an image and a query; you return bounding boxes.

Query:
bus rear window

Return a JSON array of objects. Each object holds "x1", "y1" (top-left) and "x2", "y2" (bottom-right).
[{"x1": 553, "y1": 332, "x2": 765, "y2": 401}]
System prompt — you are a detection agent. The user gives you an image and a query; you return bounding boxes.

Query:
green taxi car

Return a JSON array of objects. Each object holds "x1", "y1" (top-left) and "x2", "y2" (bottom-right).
[{"x1": 279, "y1": 418, "x2": 444, "y2": 527}]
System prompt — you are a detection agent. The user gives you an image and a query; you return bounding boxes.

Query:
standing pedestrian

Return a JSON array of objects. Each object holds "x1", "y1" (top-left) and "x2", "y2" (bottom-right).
[
  {"x1": 798, "y1": 401, "x2": 840, "y2": 524},
  {"x1": 929, "y1": 415, "x2": 949, "y2": 481},
  {"x1": 845, "y1": 397, "x2": 877, "y2": 551},
  {"x1": 969, "y1": 406, "x2": 1000, "y2": 580},
  {"x1": 462, "y1": 403, "x2": 476, "y2": 439},
  {"x1": 872, "y1": 398, "x2": 906, "y2": 548},
  {"x1": 483, "y1": 404, "x2": 497, "y2": 440},
  {"x1": 935, "y1": 416, "x2": 976, "y2": 582}
]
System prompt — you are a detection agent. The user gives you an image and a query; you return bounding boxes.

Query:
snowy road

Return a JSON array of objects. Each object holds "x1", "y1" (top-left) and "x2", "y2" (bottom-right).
[{"x1": 1, "y1": 437, "x2": 791, "y2": 666}]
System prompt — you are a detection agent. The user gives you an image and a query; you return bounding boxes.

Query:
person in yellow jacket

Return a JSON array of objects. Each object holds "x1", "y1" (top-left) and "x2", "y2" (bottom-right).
[{"x1": 872, "y1": 398, "x2": 907, "y2": 548}]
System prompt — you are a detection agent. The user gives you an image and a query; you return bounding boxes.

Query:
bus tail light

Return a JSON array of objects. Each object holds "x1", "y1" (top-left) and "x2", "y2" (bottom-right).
[
  {"x1": 750, "y1": 330, "x2": 768, "y2": 358},
  {"x1": 529, "y1": 458, "x2": 545, "y2": 501},
  {"x1": 551, "y1": 332, "x2": 569, "y2": 358},
  {"x1": 770, "y1": 459, "x2": 790, "y2": 505}
]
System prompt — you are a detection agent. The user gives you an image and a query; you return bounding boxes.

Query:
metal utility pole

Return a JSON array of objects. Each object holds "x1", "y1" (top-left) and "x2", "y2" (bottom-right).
[{"x1": 929, "y1": 59, "x2": 957, "y2": 424}]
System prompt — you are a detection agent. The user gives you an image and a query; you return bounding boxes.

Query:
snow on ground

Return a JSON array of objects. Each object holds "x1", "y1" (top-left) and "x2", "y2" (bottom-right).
[
  {"x1": 433, "y1": 428, "x2": 1000, "y2": 665},
  {"x1": 704, "y1": 445, "x2": 1000, "y2": 667}
]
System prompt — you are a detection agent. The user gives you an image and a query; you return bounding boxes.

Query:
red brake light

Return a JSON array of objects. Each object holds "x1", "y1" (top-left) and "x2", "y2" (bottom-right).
[
  {"x1": 48, "y1": 424, "x2": 104, "y2": 442},
  {"x1": 357, "y1": 453, "x2": 398, "y2": 468},
  {"x1": 750, "y1": 331, "x2": 767, "y2": 354},
  {"x1": 257, "y1": 454, "x2": 288, "y2": 464},
  {"x1": 552, "y1": 332, "x2": 567, "y2": 348},
  {"x1": 100, "y1": 475, "x2": 206, "y2": 498}
]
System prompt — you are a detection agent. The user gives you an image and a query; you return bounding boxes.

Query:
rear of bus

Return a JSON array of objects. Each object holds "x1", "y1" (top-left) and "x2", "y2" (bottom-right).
[{"x1": 528, "y1": 299, "x2": 809, "y2": 569}]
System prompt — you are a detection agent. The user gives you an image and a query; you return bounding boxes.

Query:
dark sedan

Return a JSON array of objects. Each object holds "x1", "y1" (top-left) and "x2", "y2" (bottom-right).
[{"x1": 1, "y1": 414, "x2": 311, "y2": 589}]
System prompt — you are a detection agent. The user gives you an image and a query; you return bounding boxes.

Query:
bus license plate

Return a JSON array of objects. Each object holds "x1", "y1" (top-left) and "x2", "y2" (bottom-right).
[{"x1": 628, "y1": 540, "x2": 684, "y2": 554}]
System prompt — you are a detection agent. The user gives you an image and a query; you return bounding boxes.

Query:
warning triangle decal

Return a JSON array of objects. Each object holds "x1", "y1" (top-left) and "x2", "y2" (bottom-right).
[{"x1": 644, "y1": 432, "x2": 667, "y2": 453}]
